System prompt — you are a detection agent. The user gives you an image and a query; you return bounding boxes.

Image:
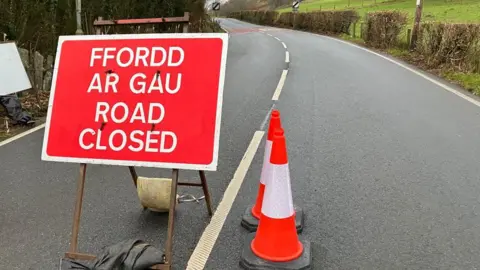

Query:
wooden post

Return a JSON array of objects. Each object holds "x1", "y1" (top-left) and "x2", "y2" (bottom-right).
[
  {"x1": 182, "y1": 12, "x2": 189, "y2": 33},
  {"x1": 352, "y1": 23, "x2": 356, "y2": 38},
  {"x1": 163, "y1": 169, "x2": 179, "y2": 266},
  {"x1": 75, "y1": 0, "x2": 83, "y2": 35},
  {"x1": 407, "y1": 28, "x2": 412, "y2": 49},
  {"x1": 67, "y1": 164, "x2": 87, "y2": 255},
  {"x1": 410, "y1": 0, "x2": 423, "y2": 50},
  {"x1": 95, "y1": 17, "x2": 103, "y2": 35}
]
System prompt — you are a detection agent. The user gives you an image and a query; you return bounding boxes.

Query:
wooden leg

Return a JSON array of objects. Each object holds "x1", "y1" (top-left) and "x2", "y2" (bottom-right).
[
  {"x1": 128, "y1": 166, "x2": 138, "y2": 187},
  {"x1": 68, "y1": 163, "x2": 87, "y2": 255},
  {"x1": 199, "y1": 170, "x2": 213, "y2": 216},
  {"x1": 163, "y1": 169, "x2": 179, "y2": 266}
]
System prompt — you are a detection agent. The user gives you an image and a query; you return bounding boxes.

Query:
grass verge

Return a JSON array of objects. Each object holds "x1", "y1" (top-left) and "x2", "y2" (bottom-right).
[
  {"x1": 443, "y1": 71, "x2": 480, "y2": 95},
  {"x1": 381, "y1": 47, "x2": 480, "y2": 97}
]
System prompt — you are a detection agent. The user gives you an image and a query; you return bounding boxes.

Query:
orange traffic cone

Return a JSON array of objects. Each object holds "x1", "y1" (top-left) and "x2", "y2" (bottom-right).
[
  {"x1": 241, "y1": 110, "x2": 304, "y2": 233},
  {"x1": 241, "y1": 110, "x2": 281, "y2": 232},
  {"x1": 252, "y1": 110, "x2": 281, "y2": 219},
  {"x1": 240, "y1": 128, "x2": 312, "y2": 269}
]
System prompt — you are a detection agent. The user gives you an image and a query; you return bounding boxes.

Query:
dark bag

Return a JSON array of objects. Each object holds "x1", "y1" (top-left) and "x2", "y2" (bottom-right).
[
  {"x1": 0, "y1": 94, "x2": 32, "y2": 125},
  {"x1": 61, "y1": 239, "x2": 165, "y2": 270}
]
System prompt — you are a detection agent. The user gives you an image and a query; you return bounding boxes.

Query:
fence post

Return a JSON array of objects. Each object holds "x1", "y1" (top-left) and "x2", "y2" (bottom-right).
[
  {"x1": 407, "y1": 28, "x2": 412, "y2": 49},
  {"x1": 410, "y1": 0, "x2": 423, "y2": 50},
  {"x1": 182, "y1": 12, "x2": 189, "y2": 33},
  {"x1": 293, "y1": 12, "x2": 297, "y2": 29},
  {"x1": 95, "y1": 17, "x2": 103, "y2": 35},
  {"x1": 352, "y1": 23, "x2": 356, "y2": 38}
]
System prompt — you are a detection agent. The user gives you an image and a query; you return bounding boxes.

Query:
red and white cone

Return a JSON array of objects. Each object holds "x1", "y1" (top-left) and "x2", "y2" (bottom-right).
[
  {"x1": 240, "y1": 128, "x2": 312, "y2": 269},
  {"x1": 241, "y1": 110, "x2": 304, "y2": 233},
  {"x1": 241, "y1": 110, "x2": 282, "y2": 232},
  {"x1": 252, "y1": 110, "x2": 281, "y2": 219}
]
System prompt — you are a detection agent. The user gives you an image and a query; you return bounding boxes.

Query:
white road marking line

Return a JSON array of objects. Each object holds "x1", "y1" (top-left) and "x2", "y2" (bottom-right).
[
  {"x1": 260, "y1": 104, "x2": 276, "y2": 131},
  {"x1": 186, "y1": 131, "x2": 265, "y2": 270},
  {"x1": 282, "y1": 42, "x2": 287, "y2": 49},
  {"x1": 274, "y1": 36, "x2": 281, "y2": 42},
  {"x1": 320, "y1": 35, "x2": 480, "y2": 108},
  {"x1": 272, "y1": 70, "x2": 289, "y2": 101},
  {"x1": 215, "y1": 19, "x2": 230, "y2": 33},
  {"x1": 0, "y1": 123, "x2": 45, "y2": 147},
  {"x1": 285, "y1": 51, "x2": 290, "y2": 63},
  {"x1": 267, "y1": 33, "x2": 273, "y2": 37},
  {"x1": 221, "y1": 26, "x2": 229, "y2": 33}
]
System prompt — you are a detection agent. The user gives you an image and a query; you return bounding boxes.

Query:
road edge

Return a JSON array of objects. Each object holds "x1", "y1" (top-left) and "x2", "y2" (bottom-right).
[{"x1": 0, "y1": 123, "x2": 45, "y2": 147}]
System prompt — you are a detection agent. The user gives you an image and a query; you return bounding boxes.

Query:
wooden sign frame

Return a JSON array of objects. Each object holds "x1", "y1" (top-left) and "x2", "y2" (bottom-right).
[{"x1": 62, "y1": 13, "x2": 214, "y2": 270}]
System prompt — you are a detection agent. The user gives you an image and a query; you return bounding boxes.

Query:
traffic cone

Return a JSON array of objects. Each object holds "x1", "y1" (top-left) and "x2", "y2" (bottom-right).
[
  {"x1": 252, "y1": 110, "x2": 281, "y2": 218},
  {"x1": 240, "y1": 128, "x2": 312, "y2": 269},
  {"x1": 241, "y1": 110, "x2": 280, "y2": 232},
  {"x1": 241, "y1": 110, "x2": 304, "y2": 233}
]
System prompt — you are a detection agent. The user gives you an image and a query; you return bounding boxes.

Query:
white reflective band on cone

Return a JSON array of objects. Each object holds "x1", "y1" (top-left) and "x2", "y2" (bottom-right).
[
  {"x1": 259, "y1": 140, "x2": 273, "y2": 185},
  {"x1": 261, "y1": 163, "x2": 295, "y2": 219}
]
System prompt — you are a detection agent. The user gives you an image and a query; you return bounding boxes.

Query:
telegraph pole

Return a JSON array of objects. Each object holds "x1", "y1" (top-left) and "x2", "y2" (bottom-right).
[
  {"x1": 409, "y1": 0, "x2": 423, "y2": 50},
  {"x1": 75, "y1": 0, "x2": 84, "y2": 35}
]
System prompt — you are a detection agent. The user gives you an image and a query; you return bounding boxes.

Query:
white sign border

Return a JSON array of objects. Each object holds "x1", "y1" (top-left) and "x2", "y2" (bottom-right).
[{"x1": 41, "y1": 33, "x2": 229, "y2": 171}]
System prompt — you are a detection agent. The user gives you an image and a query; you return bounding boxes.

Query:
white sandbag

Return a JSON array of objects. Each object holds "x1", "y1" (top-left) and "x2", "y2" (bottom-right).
[{"x1": 136, "y1": 177, "x2": 178, "y2": 212}]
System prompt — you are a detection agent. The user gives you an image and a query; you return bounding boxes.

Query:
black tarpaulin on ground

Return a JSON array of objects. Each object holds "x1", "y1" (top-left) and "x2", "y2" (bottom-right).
[
  {"x1": 0, "y1": 94, "x2": 32, "y2": 124},
  {"x1": 61, "y1": 239, "x2": 164, "y2": 270}
]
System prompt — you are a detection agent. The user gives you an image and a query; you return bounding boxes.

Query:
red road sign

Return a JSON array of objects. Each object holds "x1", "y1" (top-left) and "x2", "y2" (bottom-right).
[{"x1": 41, "y1": 33, "x2": 228, "y2": 171}]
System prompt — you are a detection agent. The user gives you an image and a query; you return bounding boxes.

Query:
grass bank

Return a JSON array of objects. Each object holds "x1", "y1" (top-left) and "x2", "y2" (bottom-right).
[{"x1": 278, "y1": 0, "x2": 480, "y2": 23}]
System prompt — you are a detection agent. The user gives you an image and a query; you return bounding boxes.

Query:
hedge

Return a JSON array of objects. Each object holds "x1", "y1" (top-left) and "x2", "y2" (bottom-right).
[
  {"x1": 228, "y1": 10, "x2": 359, "y2": 35},
  {"x1": 363, "y1": 11, "x2": 408, "y2": 49},
  {"x1": 417, "y1": 23, "x2": 480, "y2": 73}
]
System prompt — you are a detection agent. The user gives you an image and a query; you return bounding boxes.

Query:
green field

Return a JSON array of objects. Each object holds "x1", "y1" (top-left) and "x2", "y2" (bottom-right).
[{"x1": 278, "y1": 0, "x2": 480, "y2": 23}]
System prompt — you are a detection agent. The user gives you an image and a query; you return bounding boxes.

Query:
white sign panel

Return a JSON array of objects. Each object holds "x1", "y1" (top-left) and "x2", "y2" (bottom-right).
[{"x1": 0, "y1": 42, "x2": 32, "y2": 95}]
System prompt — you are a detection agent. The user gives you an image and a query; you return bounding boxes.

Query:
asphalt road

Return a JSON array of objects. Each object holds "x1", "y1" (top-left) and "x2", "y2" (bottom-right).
[
  {"x1": 3, "y1": 17, "x2": 480, "y2": 270},
  {"x1": 205, "y1": 19, "x2": 480, "y2": 269}
]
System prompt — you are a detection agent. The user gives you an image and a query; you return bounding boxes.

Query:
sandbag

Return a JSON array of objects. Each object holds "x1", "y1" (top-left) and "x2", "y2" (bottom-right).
[
  {"x1": 61, "y1": 239, "x2": 164, "y2": 270},
  {"x1": 137, "y1": 177, "x2": 178, "y2": 212}
]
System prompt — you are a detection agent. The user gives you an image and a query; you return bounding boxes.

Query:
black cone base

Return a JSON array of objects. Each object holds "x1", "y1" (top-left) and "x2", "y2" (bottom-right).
[
  {"x1": 241, "y1": 205, "x2": 304, "y2": 233},
  {"x1": 239, "y1": 232, "x2": 312, "y2": 270}
]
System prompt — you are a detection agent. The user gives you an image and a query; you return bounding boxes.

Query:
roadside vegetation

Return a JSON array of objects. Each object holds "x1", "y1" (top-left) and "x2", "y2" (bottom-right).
[{"x1": 226, "y1": 0, "x2": 480, "y2": 97}]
